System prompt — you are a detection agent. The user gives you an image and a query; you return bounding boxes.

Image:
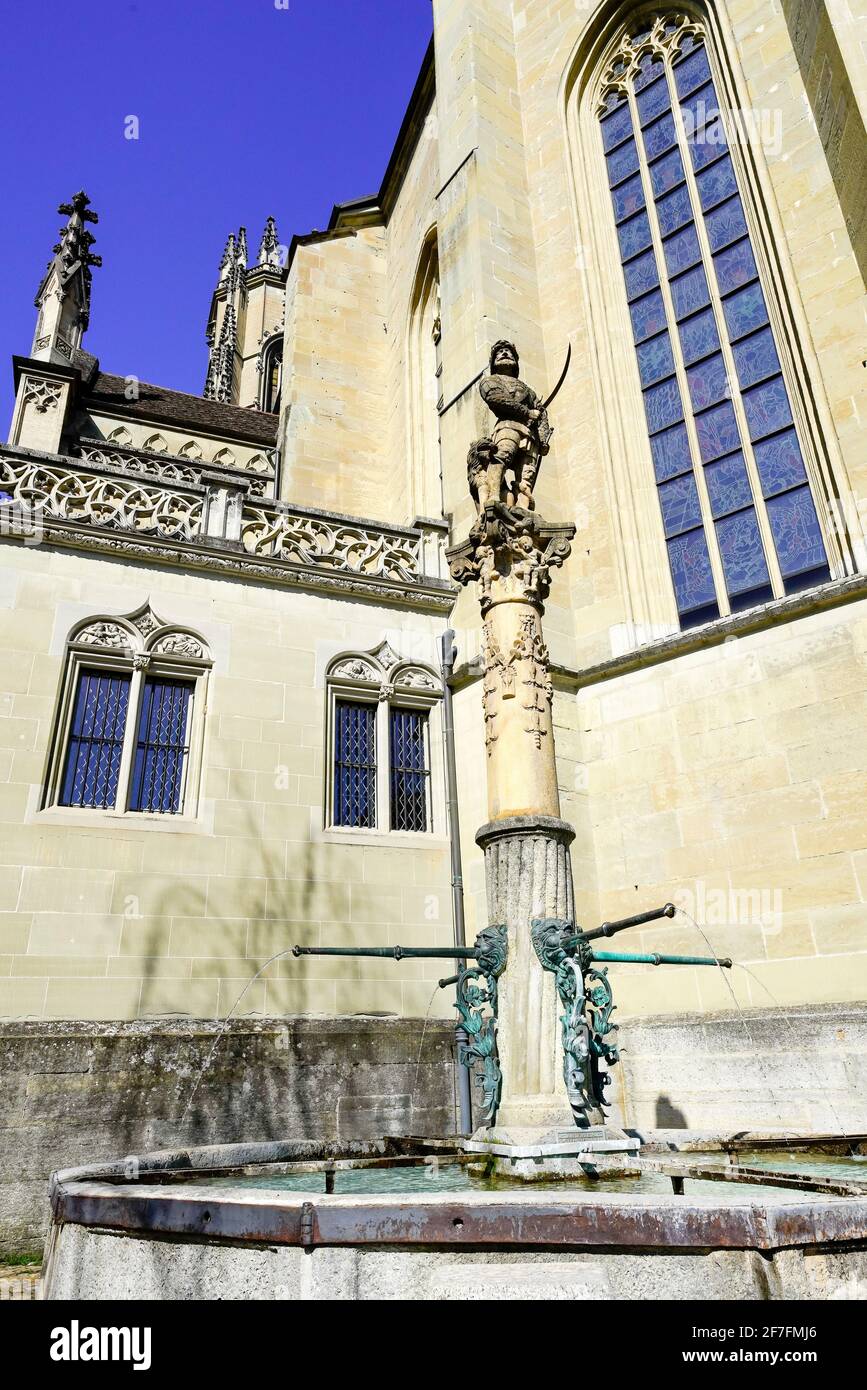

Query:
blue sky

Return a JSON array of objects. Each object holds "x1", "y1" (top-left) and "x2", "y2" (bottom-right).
[{"x1": 0, "y1": 0, "x2": 433, "y2": 427}]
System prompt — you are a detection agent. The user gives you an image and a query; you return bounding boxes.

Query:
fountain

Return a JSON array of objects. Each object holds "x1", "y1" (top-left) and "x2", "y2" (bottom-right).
[{"x1": 42, "y1": 340, "x2": 867, "y2": 1300}]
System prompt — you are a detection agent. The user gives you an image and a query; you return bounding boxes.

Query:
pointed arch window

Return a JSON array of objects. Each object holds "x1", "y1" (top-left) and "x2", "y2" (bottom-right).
[
  {"x1": 407, "y1": 232, "x2": 443, "y2": 520},
  {"x1": 259, "y1": 335, "x2": 283, "y2": 414},
  {"x1": 44, "y1": 605, "x2": 212, "y2": 820},
  {"x1": 597, "y1": 13, "x2": 832, "y2": 628}
]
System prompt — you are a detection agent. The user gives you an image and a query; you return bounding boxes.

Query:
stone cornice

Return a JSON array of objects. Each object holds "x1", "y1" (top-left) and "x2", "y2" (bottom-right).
[
  {"x1": 447, "y1": 573, "x2": 867, "y2": 690},
  {"x1": 2, "y1": 517, "x2": 455, "y2": 613},
  {"x1": 550, "y1": 572, "x2": 867, "y2": 690}
]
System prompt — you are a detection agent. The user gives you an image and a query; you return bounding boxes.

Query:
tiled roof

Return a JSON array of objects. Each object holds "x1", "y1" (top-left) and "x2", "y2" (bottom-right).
[{"x1": 85, "y1": 373, "x2": 279, "y2": 446}]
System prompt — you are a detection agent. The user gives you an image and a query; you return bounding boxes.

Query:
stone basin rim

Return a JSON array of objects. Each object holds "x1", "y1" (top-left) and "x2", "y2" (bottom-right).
[{"x1": 49, "y1": 1176, "x2": 867, "y2": 1253}]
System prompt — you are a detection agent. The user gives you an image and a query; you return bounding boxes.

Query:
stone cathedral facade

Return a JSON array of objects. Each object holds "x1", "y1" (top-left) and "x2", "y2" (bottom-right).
[{"x1": 1, "y1": 1, "x2": 866, "y2": 1129}]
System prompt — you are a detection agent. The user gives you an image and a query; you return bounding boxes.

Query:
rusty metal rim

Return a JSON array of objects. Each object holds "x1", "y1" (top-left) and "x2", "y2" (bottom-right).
[{"x1": 51, "y1": 1181, "x2": 867, "y2": 1252}]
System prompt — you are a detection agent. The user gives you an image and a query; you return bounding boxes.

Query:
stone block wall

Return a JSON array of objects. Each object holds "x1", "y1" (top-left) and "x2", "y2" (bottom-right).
[
  {"x1": 0, "y1": 1016, "x2": 459, "y2": 1255},
  {"x1": 0, "y1": 543, "x2": 457, "y2": 1021},
  {"x1": 614, "y1": 1001, "x2": 867, "y2": 1134}
]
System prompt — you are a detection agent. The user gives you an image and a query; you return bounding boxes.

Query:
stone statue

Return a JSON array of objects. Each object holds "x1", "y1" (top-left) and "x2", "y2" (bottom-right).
[{"x1": 469, "y1": 341, "x2": 551, "y2": 512}]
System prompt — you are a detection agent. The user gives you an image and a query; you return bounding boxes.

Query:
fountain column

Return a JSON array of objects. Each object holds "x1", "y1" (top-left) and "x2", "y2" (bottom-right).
[{"x1": 448, "y1": 502, "x2": 580, "y2": 1136}]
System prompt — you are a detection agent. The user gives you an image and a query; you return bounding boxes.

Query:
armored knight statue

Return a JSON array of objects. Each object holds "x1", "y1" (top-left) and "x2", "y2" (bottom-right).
[{"x1": 469, "y1": 341, "x2": 551, "y2": 512}]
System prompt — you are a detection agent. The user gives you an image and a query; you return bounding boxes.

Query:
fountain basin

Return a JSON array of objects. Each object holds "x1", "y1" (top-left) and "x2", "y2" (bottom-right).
[{"x1": 43, "y1": 1136, "x2": 867, "y2": 1300}]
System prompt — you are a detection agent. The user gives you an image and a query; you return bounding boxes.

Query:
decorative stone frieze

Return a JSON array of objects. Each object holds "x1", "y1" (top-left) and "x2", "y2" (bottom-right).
[
  {"x1": 0, "y1": 454, "x2": 203, "y2": 542},
  {"x1": 0, "y1": 447, "x2": 453, "y2": 611},
  {"x1": 242, "y1": 505, "x2": 423, "y2": 583}
]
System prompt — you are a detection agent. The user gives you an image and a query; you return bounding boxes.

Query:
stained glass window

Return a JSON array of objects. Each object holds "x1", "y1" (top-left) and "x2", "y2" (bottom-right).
[
  {"x1": 333, "y1": 701, "x2": 377, "y2": 828},
  {"x1": 599, "y1": 17, "x2": 831, "y2": 627},
  {"x1": 129, "y1": 677, "x2": 194, "y2": 814},
  {"x1": 60, "y1": 670, "x2": 131, "y2": 809},
  {"x1": 390, "y1": 708, "x2": 430, "y2": 832}
]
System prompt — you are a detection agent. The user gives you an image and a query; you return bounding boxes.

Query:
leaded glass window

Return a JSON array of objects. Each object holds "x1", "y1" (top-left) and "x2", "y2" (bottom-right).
[
  {"x1": 598, "y1": 14, "x2": 831, "y2": 629},
  {"x1": 390, "y1": 707, "x2": 430, "y2": 832},
  {"x1": 60, "y1": 669, "x2": 131, "y2": 809},
  {"x1": 48, "y1": 607, "x2": 210, "y2": 818},
  {"x1": 326, "y1": 645, "x2": 440, "y2": 835},
  {"x1": 333, "y1": 700, "x2": 377, "y2": 828},
  {"x1": 130, "y1": 677, "x2": 194, "y2": 814}
]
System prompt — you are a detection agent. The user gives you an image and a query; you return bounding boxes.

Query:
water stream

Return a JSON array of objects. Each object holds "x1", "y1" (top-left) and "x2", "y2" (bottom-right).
[{"x1": 673, "y1": 908, "x2": 850, "y2": 1144}]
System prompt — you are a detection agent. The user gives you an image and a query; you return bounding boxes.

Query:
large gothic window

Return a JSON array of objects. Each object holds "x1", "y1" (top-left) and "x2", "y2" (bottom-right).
[{"x1": 598, "y1": 13, "x2": 832, "y2": 628}]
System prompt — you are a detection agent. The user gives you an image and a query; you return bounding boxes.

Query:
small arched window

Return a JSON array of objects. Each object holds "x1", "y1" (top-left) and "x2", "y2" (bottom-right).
[
  {"x1": 260, "y1": 335, "x2": 283, "y2": 414},
  {"x1": 596, "y1": 12, "x2": 832, "y2": 628},
  {"x1": 325, "y1": 640, "x2": 442, "y2": 836},
  {"x1": 43, "y1": 603, "x2": 211, "y2": 819}
]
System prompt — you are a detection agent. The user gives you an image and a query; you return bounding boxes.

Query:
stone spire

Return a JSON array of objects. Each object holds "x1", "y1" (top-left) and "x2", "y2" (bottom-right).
[
  {"x1": 32, "y1": 191, "x2": 102, "y2": 363},
  {"x1": 204, "y1": 301, "x2": 238, "y2": 403},
  {"x1": 217, "y1": 232, "x2": 236, "y2": 284},
  {"x1": 204, "y1": 219, "x2": 286, "y2": 407},
  {"x1": 205, "y1": 227, "x2": 248, "y2": 401},
  {"x1": 257, "y1": 216, "x2": 282, "y2": 269},
  {"x1": 235, "y1": 226, "x2": 248, "y2": 271}
]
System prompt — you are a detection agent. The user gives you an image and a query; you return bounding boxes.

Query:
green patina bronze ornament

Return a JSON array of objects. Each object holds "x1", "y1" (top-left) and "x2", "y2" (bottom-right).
[
  {"x1": 531, "y1": 917, "x2": 617, "y2": 1125},
  {"x1": 455, "y1": 924, "x2": 508, "y2": 1127}
]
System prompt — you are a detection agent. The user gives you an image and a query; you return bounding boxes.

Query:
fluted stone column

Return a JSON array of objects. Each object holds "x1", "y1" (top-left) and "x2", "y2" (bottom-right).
[{"x1": 477, "y1": 815, "x2": 576, "y2": 1130}]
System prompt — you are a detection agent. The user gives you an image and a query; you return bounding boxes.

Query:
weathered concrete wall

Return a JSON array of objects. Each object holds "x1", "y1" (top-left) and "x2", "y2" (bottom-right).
[
  {"x1": 0, "y1": 1016, "x2": 458, "y2": 1256},
  {"x1": 613, "y1": 1002, "x2": 867, "y2": 1133},
  {"x1": 47, "y1": 1224, "x2": 867, "y2": 1301}
]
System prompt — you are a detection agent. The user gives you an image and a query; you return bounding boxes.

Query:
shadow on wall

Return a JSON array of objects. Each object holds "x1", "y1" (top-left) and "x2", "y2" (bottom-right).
[
  {"x1": 125, "y1": 814, "x2": 459, "y2": 1153},
  {"x1": 780, "y1": 0, "x2": 867, "y2": 285},
  {"x1": 655, "y1": 1093, "x2": 688, "y2": 1129}
]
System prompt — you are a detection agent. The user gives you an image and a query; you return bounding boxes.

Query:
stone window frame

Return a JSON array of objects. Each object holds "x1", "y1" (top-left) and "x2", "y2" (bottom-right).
[
  {"x1": 566, "y1": 0, "x2": 860, "y2": 643},
  {"x1": 406, "y1": 227, "x2": 443, "y2": 522},
  {"x1": 258, "y1": 332, "x2": 284, "y2": 414},
  {"x1": 41, "y1": 603, "x2": 212, "y2": 825},
  {"x1": 323, "y1": 640, "x2": 445, "y2": 843}
]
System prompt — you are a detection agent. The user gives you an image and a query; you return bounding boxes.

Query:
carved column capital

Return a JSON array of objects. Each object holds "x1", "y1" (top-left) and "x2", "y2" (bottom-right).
[{"x1": 446, "y1": 503, "x2": 574, "y2": 614}]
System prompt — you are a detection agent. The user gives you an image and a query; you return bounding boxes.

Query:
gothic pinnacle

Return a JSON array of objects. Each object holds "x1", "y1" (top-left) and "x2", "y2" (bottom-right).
[{"x1": 257, "y1": 215, "x2": 281, "y2": 268}]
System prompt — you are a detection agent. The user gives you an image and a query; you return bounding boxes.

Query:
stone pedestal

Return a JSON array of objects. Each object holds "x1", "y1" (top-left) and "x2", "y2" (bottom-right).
[{"x1": 476, "y1": 816, "x2": 576, "y2": 1131}]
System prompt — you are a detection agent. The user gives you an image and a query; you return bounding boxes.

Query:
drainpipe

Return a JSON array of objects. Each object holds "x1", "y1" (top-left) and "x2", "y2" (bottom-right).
[{"x1": 439, "y1": 629, "x2": 473, "y2": 1137}]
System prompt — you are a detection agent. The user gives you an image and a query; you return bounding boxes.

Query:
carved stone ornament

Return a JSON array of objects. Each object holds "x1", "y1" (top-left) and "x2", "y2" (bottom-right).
[
  {"x1": 241, "y1": 507, "x2": 422, "y2": 583},
  {"x1": 331, "y1": 657, "x2": 379, "y2": 682},
  {"x1": 151, "y1": 633, "x2": 205, "y2": 658},
  {"x1": 447, "y1": 502, "x2": 574, "y2": 615},
  {"x1": 131, "y1": 604, "x2": 161, "y2": 638},
  {"x1": 22, "y1": 377, "x2": 63, "y2": 414},
  {"x1": 76, "y1": 621, "x2": 132, "y2": 650},
  {"x1": 481, "y1": 613, "x2": 553, "y2": 756},
  {"x1": 0, "y1": 446, "x2": 441, "y2": 600},
  {"x1": 327, "y1": 641, "x2": 440, "y2": 704},
  {"x1": 71, "y1": 603, "x2": 209, "y2": 664},
  {"x1": 597, "y1": 12, "x2": 703, "y2": 115},
  {"x1": 394, "y1": 668, "x2": 438, "y2": 691}
]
